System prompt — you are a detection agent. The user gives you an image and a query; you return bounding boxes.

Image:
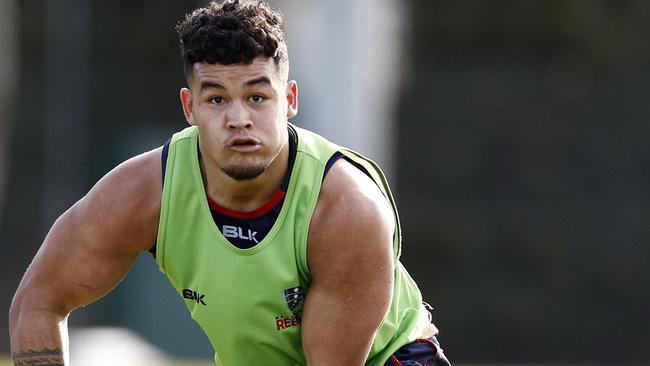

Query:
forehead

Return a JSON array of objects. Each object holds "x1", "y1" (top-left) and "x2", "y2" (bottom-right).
[{"x1": 191, "y1": 57, "x2": 281, "y2": 89}]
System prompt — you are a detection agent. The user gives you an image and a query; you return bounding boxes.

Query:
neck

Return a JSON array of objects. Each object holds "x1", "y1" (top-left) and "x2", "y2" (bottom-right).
[{"x1": 200, "y1": 141, "x2": 290, "y2": 212}]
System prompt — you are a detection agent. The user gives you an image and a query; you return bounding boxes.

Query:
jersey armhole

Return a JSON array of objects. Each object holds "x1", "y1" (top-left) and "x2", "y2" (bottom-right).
[
  {"x1": 339, "y1": 149, "x2": 403, "y2": 262},
  {"x1": 322, "y1": 151, "x2": 374, "y2": 182},
  {"x1": 148, "y1": 138, "x2": 171, "y2": 258}
]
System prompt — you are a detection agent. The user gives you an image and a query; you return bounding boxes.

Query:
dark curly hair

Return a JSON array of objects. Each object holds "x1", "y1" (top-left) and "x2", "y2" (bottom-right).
[{"x1": 176, "y1": 0, "x2": 288, "y2": 82}]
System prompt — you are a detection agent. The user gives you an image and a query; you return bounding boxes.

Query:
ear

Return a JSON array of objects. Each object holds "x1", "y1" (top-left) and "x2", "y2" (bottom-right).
[
  {"x1": 286, "y1": 80, "x2": 298, "y2": 119},
  {"x1": 180, "y1": 88, "x2": 196, "y2": 126}
]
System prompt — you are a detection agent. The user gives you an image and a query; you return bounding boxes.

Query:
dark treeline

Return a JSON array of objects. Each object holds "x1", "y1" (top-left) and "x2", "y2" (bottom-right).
[{"x1": 398, "y1": 0, "x2": 650, "y2": 363}]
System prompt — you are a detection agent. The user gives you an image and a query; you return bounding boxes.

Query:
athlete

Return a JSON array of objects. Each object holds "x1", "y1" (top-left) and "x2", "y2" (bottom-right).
[{"x1": 9, "y1": 1, "x2": 451, "y2": 365}]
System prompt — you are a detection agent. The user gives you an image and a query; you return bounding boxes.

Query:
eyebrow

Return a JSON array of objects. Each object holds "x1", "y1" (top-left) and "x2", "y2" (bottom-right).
[
  {"x1": 200, "y1": 81, "x2": 225, "y2": 91},
  {"x1": 199, "y1": 77, "x2": 272, "y2": 92},
  {"x1": 245, "y1": 76, "x2": 272, "y2": 87}
]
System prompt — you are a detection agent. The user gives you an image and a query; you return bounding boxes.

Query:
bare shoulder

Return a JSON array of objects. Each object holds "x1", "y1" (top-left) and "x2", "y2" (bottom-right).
[
  {"x1": 307, "y1": 157, "x2": 395, "y2": 274},
  {"x1": 74, "y1": 146, "x2": 163, "y2": 253},
  {"x1": 302, "y1": 158, "x2": 396, "y2": 362},
  {"x1": 9, "y1": 147, "x2": 164, "y2": 316}
]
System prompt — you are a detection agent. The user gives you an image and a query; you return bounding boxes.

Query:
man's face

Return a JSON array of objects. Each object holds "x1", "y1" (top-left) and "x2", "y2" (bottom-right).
[{"x1": 181, "y1": 57, "x2": 297, "y2": 181}]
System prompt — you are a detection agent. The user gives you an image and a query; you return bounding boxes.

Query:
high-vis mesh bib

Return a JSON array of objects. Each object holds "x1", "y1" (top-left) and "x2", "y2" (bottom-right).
[{"x1": 156, "y1": 125, "x2": 430, "y2": 365}]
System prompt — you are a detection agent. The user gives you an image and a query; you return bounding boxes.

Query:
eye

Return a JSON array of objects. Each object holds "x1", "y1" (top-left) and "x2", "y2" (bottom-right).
[
  {"x1": 250, "y1": 95, "x2": 265, "y2": 103},
  {"x1": 210, "y1": 96, "x2": 224, "y2": 104}
]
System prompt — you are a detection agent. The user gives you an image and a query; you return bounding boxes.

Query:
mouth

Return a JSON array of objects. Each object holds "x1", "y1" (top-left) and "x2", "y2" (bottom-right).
[{"x1": 227, "y1": 136, "x2": 262, "y2": 153}]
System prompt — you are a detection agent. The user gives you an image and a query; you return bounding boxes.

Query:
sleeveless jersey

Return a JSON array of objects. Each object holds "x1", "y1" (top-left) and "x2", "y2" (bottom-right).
[{"x1": 156, "y1": 125, "x2": 430, "y2": 365}]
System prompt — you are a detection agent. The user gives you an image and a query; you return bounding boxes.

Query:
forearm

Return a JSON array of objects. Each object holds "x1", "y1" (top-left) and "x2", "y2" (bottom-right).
[
  {"x1": 9, "y1": 303, "x2": 69, "y2": 366},
  {"x1": 301, "y1": 288, "x2": 386, "y2": 366}
]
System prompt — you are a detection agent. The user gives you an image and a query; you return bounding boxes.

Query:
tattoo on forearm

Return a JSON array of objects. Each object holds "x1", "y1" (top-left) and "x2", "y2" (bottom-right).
[{"x1": 11, "y1": 348, "x2": 64, "y2": 366}]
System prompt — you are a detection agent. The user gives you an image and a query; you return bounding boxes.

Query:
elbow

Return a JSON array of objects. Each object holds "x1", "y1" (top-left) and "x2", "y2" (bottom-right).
[
  {"x1": 9, "y1": 288, "x2": 69, "y2": 345},
  {"x1": 8, "y1": 290, "x2": 23, "y2": 338}
]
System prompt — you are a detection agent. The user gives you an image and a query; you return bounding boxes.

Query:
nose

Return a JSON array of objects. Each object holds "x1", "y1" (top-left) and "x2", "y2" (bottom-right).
[{"x1": 225, "y1": 101, "x2": 252, "y2": 130}]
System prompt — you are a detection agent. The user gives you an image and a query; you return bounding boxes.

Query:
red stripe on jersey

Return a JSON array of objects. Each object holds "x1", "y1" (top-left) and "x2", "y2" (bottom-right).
[
  {"x1": 389, "y1": 355, "x2": 404, "y2": 366},
  {"x1": 207, "y1": 190, "x2": 286, "y2": 219}
]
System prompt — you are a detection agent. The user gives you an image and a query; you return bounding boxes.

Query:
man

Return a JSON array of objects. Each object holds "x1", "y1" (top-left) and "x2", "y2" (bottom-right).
[{"x1": 9, "y1": 1, "x2": 451, "y2": 365}]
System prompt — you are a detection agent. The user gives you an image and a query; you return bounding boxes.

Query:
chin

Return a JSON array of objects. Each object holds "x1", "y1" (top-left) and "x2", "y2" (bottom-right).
[{"x1": 221, "y1": 164, "x2": 267, "y2": 181}]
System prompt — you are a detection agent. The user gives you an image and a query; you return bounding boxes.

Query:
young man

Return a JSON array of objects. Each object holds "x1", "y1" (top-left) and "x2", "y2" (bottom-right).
[{"x1": 9, "y1": 1, "x2": 451, "y2": 365}]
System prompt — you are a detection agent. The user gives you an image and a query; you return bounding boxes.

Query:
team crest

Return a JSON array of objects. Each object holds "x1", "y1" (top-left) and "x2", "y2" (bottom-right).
[{"x1": 283, "y1": 286, "x2": 304, "y2": 311}]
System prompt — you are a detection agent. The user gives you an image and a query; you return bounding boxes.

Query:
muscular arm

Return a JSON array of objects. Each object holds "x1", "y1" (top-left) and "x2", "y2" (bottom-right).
[
  {"x1": 8, "y1": 148, "x2": 162, "y2": 365},
  {"x1": 302, "y1": 159, "x2": 395, "y2": 366}
]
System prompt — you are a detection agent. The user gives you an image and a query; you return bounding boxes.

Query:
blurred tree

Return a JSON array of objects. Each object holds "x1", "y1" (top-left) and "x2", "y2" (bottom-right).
[
  {"x1": 398, "y1": 0, "x2": 650, "y2": 363},
  {"x1": 41, "y1": 0, "x2": 92, "y2": 230},
  {"x1": 0, "y1": 0, "x2": 18, "y2": 225}
]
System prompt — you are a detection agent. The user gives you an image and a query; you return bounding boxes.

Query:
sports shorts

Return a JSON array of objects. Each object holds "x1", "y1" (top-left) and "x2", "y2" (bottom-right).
[{"x1": 385, "y1": 336, "x2": 452, "y2": 366}]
